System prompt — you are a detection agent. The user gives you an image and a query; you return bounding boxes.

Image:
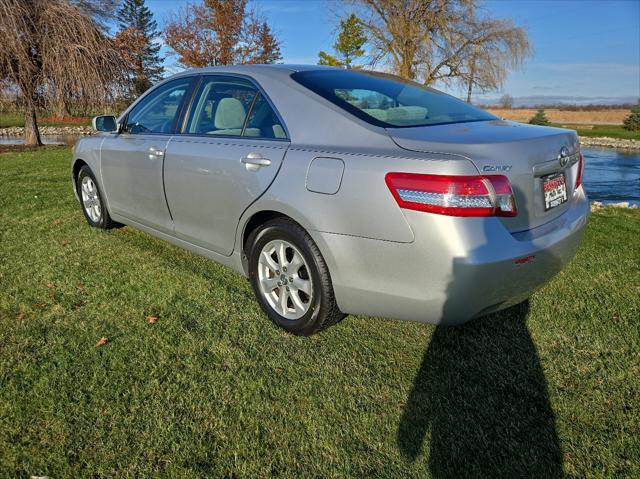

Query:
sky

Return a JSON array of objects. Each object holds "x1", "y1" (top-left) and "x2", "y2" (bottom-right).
[{"x1": 144, "y1": 0, "x2": 640, "y2": 104}]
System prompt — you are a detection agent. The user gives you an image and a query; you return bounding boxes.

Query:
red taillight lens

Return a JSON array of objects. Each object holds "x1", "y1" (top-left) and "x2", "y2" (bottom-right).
[
  {"x1": 385, "y1": 172, "x2": 517, "y2": 217},
  {"x1": 575, "y1": 153, "x2": 584, "y2": 189}
]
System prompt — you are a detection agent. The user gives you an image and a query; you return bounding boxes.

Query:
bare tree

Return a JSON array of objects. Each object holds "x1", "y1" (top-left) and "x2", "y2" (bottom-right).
[
  {"x1": 0, "y1": 0, "x2": 125, "y2": 146},
  {"x1": 499, "y1": 93, "x2": 514, "y2": 109},
  {"x1": 164, "y1": 0, "x2": 281, "y2": 68},
  {"x1": 459, "y1": 7, "x2": 531, "y2": 102},
  {"x1": 347, "y1": 0, "x2": 531, "y2": 91}
]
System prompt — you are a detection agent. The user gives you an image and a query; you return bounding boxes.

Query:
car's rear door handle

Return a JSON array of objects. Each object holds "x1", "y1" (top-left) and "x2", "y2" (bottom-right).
[
  {"x1": 241, "y1": 152, "x2": 271, "y2": 171},
  {"x1": 148, "y1": 147, "x2": 164, "y2": 160}
]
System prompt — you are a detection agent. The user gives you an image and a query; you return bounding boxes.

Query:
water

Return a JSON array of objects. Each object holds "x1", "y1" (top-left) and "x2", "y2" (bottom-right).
[
  {"x1": 582, "y1": 147, "x2": 640, "y2": 206},
  {"x1": 1, "y1": 135, "x2": 639, "y2": 205},
  {"x1": 0, "y1": 135, "x2": 78, "y2": 145}
]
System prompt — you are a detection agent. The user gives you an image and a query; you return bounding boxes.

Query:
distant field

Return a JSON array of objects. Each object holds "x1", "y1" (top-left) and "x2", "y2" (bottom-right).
[{"x1": 486, "y1": 108, "x2": 630, "y2": 125}]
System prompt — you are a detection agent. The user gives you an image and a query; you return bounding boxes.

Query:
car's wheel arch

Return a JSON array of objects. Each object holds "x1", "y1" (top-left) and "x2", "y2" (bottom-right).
[
  {"x1": 238, "y1": 204, "x2": 326, "y2": 276},
  {"x1": 71, "y1": 158, "x2": 89, "y2": 198}
]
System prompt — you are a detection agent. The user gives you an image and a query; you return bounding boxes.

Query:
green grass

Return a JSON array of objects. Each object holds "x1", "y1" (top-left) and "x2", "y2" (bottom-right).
[
  {"x1": 1, "y1": 147, "x2": 639, "y2": 478},
  {"x1": 0, "y1": 111, "x2": 91, "y2": 128},
  {"x1": 551, "y1": 123, "x2": 640, "y2": 140}
]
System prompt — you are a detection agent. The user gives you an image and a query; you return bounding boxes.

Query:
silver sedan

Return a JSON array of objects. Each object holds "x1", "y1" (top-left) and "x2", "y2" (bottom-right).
[{"x1": 72, "y1": 65, "x2": 589, "y2": 335}]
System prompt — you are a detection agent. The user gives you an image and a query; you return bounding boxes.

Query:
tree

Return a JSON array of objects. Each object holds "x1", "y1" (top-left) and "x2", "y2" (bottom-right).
[
  {"x1": 458, "y1": 5, "x2": 531, "y2": 102},
  {"x1": 499, "y1": 93, "x2": 514, "y2": 109},
  {"x1": 623, "y1": 103, "x2": 640, "y2": 131},
  {"x1": 115, "y1": 0, "x2": 164, "y2": 97},
  {"x1": 347, "y1": 0, "x2": 530, "y2": 89},
  {"x1": 318, "y1": 14, "x2": 367, "y2": 68},
  {"x1": 0, "y1": 0, "x2": 125, "y2": 146},
  {"x1": 164, "y1": 0, "x2": 281, "y2": 67},
  {"x1": 72, "y1": 0, "x2": 120, "y2": 28},
  {"x1": 529, "y1": 108, "x2": 549, "y2": 126}
]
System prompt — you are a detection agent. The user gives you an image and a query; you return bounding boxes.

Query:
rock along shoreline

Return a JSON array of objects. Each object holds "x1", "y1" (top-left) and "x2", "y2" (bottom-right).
[
  {"x1": 0, "y1": 125, "x2": 94, "y2": 136},
  {"x1": 1, "y1": 126, "x2": 639, "y2": 149},
  {"x1": 578, "y1": 136, "x2": 639, "y2": 150}
]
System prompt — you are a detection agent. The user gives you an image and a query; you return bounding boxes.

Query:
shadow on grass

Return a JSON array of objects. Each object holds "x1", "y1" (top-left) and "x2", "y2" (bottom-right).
[
  {"x1": 397, "y1": 301, "x2": 563, "y2": 477},
  {"x1": 398, "y1": 184, "x2": 565, "y2": 476}
]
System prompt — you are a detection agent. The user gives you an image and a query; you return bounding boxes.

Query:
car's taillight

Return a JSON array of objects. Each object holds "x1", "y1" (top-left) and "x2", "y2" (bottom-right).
[
  {"x1": 385, "y1": 172, "x2": 517, "y2": 217},
  {"x1": 575, "y1": 153, "x2": 584, "y2": 189}
]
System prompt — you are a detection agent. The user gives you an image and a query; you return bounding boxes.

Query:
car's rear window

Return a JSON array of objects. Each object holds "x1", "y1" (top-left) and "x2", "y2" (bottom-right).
[{"x1": 291, "y1": 69, "x2": 497, "y2": 128}]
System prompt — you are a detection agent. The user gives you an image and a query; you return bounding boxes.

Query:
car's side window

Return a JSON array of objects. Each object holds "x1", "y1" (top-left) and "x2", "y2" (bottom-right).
[
  {"x1": 244, "y1": 93, "x2": 287, "y2": 139},
  {"x1": 125, "y1": 78, "x2": 192, "y2": 134},
  {"x1": 184, "y1": 76, "x2": 286, "y2": 139}
]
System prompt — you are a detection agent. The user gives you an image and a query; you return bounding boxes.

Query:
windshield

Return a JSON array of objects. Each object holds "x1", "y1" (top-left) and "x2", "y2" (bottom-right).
[{"x1": 291, "y1": 69, "x2": 497, "y2": 128}]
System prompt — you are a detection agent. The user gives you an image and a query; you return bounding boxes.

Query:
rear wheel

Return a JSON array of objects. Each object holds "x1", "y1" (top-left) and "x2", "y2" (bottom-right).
[
  {"x1": 77, "y1": 165, "x2": 116, "y2": 229},
  {"x1": 248, "y1": 218, "x2": 344, "y2": 335}
]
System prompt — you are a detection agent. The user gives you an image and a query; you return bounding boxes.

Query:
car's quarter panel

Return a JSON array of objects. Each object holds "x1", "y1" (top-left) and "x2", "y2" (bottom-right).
[
  {"x1": 100, "y1": 134, "x2": 174, "y2": 233},
  {"x1": 164, "y1": 136, "x2": 288, "y2": 255}
]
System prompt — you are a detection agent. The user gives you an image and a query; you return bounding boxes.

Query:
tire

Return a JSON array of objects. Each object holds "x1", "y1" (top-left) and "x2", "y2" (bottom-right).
[
  {"x1": 76, "y1": 165, "x2": 117, "y2": 229},
  {"x1": 248, "y1": 218, "x2": 345, "y2": 335}
]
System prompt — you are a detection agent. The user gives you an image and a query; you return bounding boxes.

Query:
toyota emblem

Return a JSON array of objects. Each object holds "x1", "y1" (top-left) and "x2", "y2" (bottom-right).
[{"x1": 559, "y1": 146, "x2": 570, "y2": 167}]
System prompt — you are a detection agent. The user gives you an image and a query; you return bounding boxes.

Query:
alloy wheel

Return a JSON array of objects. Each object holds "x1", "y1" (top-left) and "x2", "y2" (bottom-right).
[
  {"x1": 80, "y1": 175, "x2": 101, "y2": 223},
  {"x1": 257, "y1": 239, "x2": 313, "y2": 320}
]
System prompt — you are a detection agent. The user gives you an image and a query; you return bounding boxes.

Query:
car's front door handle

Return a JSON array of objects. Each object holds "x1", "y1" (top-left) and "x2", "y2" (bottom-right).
[
  {"x1": 241, "y1": 152, "x2": 271, "y2": 171},
  {"x1": 148, "y1": 147, "x2": 164, "y2": 160}
]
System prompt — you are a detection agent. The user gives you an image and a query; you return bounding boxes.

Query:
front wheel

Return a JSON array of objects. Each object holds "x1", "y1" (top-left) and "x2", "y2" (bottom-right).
[
  {"x1": 77, "y1": 165, "x2": 116, "y2": 229},
  {"x1": 248, "y1": 218, "x2": 344, "y2": 335}
]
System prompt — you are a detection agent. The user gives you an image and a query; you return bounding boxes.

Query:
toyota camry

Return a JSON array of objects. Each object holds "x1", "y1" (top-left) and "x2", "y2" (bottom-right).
[{"x1": 72, "y1": 65, "x2": 589, "y2": 335}]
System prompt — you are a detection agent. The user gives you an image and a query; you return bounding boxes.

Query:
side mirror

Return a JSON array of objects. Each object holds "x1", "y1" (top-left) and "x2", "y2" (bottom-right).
[{"x1": 92, "y1": 115, "x2": 118, "y2": 132}]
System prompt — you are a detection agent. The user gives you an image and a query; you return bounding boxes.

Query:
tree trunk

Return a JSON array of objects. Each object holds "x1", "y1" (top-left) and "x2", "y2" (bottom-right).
[
  {"x1": 466, "y1": 59, "x2": 476, "y2": 103},
  {"x1": 23, "y1": 103, "x2": 42, "y2": 147}
]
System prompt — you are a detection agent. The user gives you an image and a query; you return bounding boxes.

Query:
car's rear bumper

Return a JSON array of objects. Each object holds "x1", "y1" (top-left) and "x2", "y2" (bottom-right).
[{"x1": 312, "y1": 187, "x2": 589, "y2": 325}]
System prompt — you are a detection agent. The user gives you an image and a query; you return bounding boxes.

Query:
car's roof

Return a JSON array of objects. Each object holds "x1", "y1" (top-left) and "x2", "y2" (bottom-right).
[{"x1": 171, "y1": 64, "x2": 339, "y2": 77}]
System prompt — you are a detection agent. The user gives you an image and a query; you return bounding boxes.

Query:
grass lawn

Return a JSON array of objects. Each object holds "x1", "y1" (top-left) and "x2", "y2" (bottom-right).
[
  {"x1": 553, "y1": 123, "x2": 640, "y2": 141},
  {"x1": 0, "y1": 111, "x2": 92, "y2": 128},
  {"x1": 1, "y1": 147, "x2": 638, "y2": 478}
]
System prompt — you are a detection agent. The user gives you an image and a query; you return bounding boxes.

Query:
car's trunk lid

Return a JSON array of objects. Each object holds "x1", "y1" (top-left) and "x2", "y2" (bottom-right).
[{"x1": 387, "y1": 119, "x2": 581, "y2": 232}]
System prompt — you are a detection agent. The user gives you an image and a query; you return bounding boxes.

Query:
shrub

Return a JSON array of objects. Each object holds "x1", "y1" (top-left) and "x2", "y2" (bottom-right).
[
  {"x1": 529, "y1": 108, "x2": 549, "y2": 125},
  {"x1": 623, "y1": 103, "x2": 640, "y2": 131}
]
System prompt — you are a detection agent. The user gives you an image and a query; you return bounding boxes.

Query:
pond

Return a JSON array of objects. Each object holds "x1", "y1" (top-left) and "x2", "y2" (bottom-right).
[
  {"x1": 1, "y1": 135, "x2": 638, "y2": 206},
  {"x1": 0, "y1": 135, "x2": 79, "y2": 146},
  {"x1": 582, "y1": 147, "x2": 640, "y2": 206}
]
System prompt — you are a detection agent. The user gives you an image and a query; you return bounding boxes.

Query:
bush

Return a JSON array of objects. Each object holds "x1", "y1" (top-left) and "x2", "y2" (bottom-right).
[
  {"x1": 623, "y1": 103, "x2": 640, "y2": 131},
  {"x1": 529, "y1": 108, "x2": 549, "y2": 125}
]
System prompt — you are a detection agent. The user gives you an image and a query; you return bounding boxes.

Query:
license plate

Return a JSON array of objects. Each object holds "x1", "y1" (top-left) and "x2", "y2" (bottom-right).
[{"x1": 542, "y1": 172, "x2": 567, "y2": 211}]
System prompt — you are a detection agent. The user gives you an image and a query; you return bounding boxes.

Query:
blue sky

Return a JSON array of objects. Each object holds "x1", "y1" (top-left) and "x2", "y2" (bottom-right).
[{"x1": 145, "y1": 0, "x2": 640, "y2": 103}]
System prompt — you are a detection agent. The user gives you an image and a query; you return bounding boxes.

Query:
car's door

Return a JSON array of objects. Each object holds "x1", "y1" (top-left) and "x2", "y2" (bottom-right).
[
  {"x1": 100, "y1": 77, "x2": 193, "y2": 233},
  {"x1": 164, "y1": 75, "x2": 290, "y2": 255}
]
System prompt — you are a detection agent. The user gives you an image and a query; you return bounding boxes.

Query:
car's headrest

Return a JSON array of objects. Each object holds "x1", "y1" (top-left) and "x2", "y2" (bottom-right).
[{"x1": 215, "y1": 98, "x2": 246, "y2": 130}]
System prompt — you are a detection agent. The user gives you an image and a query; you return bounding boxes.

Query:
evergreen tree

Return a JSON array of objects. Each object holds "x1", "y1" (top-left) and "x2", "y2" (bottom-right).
[
  {"x1": 623, "y1": 103, "x2": 640, "y2": 131},
  {"x1": 529, "y1": 108, "x2": 549, "y2": 126},
  {"x1": 115, "y1": 0, "x2": 164, "y2": 97},
  {"x1": 318, "y1": 14, "x2": 367, "y2": 68}
]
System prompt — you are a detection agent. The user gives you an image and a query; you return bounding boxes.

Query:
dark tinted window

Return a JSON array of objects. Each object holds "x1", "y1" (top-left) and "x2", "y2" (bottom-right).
[
  {"x1": 291, "y1": 70, "x2": 497, "y2": 128},
  {"x1": 125, "y1": 78, "x2": 192, "y2": 134}
]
